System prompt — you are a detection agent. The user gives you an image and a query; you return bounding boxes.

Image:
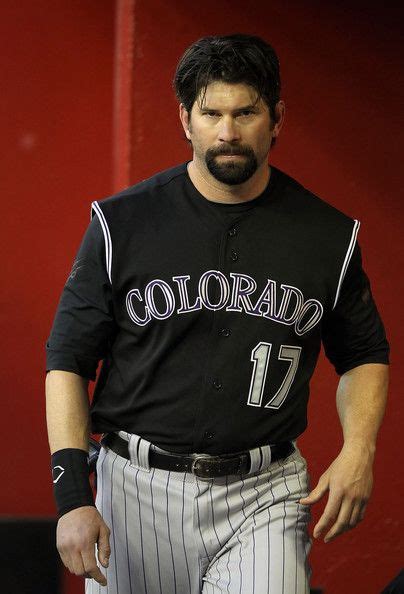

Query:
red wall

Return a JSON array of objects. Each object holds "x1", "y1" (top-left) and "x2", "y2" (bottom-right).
[
  {"x1": 0, "y1": 2, "x2": 115, "y2": 592},
  {"x1": 1, "y1": 1, "x2": 402, "y2": 594}
]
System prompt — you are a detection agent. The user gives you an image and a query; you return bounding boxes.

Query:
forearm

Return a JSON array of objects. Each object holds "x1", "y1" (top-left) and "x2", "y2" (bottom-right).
[
  {"x1": 301, "y1": 363, "x2": 389, "y2": 541},
  {"x1": 336, "y1": 363, "x2": 389, "y2": 454},
  {"x1": 46, "y1": 370, "x2": 91, "y2": 454}
]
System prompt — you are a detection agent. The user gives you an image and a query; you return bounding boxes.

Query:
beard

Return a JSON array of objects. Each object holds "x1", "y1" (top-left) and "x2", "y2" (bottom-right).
[{"x1": 205, "y1": 144, "x2": 258, "y2": 185}]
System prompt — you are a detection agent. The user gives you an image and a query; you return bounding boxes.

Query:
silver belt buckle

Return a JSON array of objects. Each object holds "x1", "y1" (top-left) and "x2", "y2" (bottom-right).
[{"x1": 190, "y1": 453, "x2": 216, "y2": 478}]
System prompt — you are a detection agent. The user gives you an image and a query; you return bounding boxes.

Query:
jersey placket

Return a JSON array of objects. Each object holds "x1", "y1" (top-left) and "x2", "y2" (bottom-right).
[{"x1": 192, "y1": 214, "x2": 248, "y2": 453}]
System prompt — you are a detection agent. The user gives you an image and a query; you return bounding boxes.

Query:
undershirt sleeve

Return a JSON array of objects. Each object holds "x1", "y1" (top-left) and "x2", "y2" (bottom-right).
[
  {"x1": 321, "y1": 242, "x2": 390, "y2": 375},
  {"x1": 45, "y1": 215, "x2": 117, "y2": 380}
]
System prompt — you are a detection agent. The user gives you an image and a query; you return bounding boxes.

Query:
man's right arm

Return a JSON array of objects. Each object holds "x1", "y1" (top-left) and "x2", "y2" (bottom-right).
[
  {"x1": 46, "y1": 369, "x2": 110, "y2": 587},
  {"x1": 46, "y1": 370, "x2": 90, "y2": 454},
  {"x1": 45, "y1": 214, "x2": 116, "y2": 586}
]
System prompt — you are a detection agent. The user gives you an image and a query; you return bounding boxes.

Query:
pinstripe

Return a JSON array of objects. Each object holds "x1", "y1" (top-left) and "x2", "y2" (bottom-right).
[
  {"x1": 198, "y1": 557, "x2": 203, "y2": 591},
  {"x1": 214, "y1": 551, "x2": 222, "y2": 590},
  {"x1": 252, "y1": 473, "x2": 261, "y2": 505},
  {"x1": 267, "y1": 506, "x2": 271, "y2": 593},
  {"x1": 102, "y1": 449, "x2": 108, "y2": 594},
  {"x1": 165, "y1": 471, "x2": 177, "y2": 593},
  {"x1": 98, "y1": 448, "x2": 107, "y2": 594},
  {"x1": 150, "y1": 467, "x2": 163, "y2": 594},
  {"x1": 226, "y1": 547, "x2": 232, "y2": 592},
  {"x1": 238, "y1": 475, "x2": 247, "y2": 594},
  {"x1": 251, "y1": 474, "x2": 260, "y2": 594},
  {"x1": 298, "y1": 457, "x2": 311, "y2": 594},
  {"x1": 110, "y1": 454, "x2": 118, "y2": 593},
  {"x1": 122, "y1": 460, "x2": 133, "y2": 594},
  {"x1": 216, "y1": 546, "x2": 229, "y2": 592},
  {"x1": 282, "y1": 497, "x2": 287, "y2": 594},
  {"x1": 280, "y1": 459, "x2": 291, "y2": 594},
  {"x1": 104, "y1": 450, "x2": 111, "y2": 594},
  {"x1": 294, "y1": 460, "x2": 301, "y2": 594},
  {"x1": 134, "y1": 468, "x2": 148, "y2": 594},
  {"x1": 196, "y1": 480, "x2": 210, "y2": 559},
  {"x1": 267, "y1": 474, "x2": 275, "y2": 594},
  {"x1": 239, "y1": 477, "x2": 247, "y2": 520},
  {"x1": 216, "y1": 559, "x2": 222, "y2": 590},
  {"x1": 237, "y1": 531, "x2": 242, "y2": 594},
  {"x1": 181, "y1": 473, "x2": 192, "y2": 592},
  {"x1": 224, "y1": 476, "x2": 233, "y2": 591},
  {"x1": 209, "y1": 482, "x2": 223, "y2": 549},
  {"x1": 252, "y1": 520, "x2": 256, "y2": 594},
  {"x1": 224, "y1": 475, "x2": 235, "y2": 533}
]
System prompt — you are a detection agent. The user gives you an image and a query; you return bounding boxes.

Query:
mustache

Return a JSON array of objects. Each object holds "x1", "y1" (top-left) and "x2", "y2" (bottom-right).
[{"x1": 208, "y1": 145, "x2": 253, "y2": 157}]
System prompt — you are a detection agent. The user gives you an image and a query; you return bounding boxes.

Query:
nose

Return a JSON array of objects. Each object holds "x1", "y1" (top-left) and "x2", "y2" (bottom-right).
[{"x1": 218, "y1": 116, "x2": 240, "y2": 143}]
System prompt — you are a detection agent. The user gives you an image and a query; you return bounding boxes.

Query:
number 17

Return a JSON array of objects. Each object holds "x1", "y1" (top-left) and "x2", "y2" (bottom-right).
[{"x1": 247, "y1": 342, "x2": 302, "y2": 410}]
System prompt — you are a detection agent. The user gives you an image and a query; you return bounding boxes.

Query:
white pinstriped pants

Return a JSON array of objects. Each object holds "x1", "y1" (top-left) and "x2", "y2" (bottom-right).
[{"x1": 85, "y1": 432, "x2": 312, "y2": 594}]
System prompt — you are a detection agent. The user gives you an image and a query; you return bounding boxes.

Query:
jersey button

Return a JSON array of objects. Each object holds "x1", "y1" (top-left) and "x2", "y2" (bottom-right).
[
  {"x1": 219, "y1": 328, "x2": 231, "y2": 337},
  {"x1": 204, "y1": 431, "x2": 215, "y2": 440},
  {"x1": 230, "y1": 250, "x2": 239, "y2": 261},
  {"x1": 228, "y1": 227, "x2": 237, "y2": 237},
  {"x1": 212, "y1": 379, "x2": 222, "y2": 389}
]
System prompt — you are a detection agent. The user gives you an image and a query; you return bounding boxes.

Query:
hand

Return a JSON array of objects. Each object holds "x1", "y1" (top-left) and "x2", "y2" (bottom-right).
[
  {"x1": 56, "y1": 505, "x2": 111, "y2": 586},
  {"x1": 299, "y1": 442, "x2": 374, "y2": 543}
]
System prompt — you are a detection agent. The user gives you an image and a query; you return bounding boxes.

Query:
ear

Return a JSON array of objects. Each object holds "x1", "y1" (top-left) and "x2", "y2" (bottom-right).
[
  {"x1": 271, "y1": 100, "x2": 286, "y2": 137},
  {"x1": 179, "y1": 103, "x2": 192, "y2": 140}
]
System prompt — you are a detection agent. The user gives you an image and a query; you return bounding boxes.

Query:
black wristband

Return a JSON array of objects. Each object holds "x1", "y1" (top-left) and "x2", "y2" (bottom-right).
[{"x1": 51, "y1": 448, "x2": 95, "y2": 517}]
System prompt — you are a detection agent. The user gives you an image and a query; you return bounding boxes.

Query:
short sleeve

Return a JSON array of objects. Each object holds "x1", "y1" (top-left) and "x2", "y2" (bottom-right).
[
  {"x1": 45, "y1": 215, "x2": 117, "y2": 380},
  {"x1": 321, "y1": 242, "x2": 390, "y2": 375}
]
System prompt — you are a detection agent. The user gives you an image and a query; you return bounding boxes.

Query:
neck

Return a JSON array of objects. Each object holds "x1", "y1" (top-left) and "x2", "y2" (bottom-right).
[{"x1": 187, "y1": 158, "x2": 271, "y2": 204}]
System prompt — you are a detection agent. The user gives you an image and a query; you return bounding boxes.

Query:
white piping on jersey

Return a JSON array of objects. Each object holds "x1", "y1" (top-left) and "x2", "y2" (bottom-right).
[
  {"x1": 91, "y1": 201, "x2": 112, "y2": 284},
  {"x1": 332, "y1": 219, "x2": 360, "y2": 310}
]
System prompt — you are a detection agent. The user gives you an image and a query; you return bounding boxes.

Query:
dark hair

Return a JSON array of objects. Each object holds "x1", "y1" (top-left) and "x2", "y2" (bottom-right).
[{"x1": 173, "y1": 34, "x2": 281, "y2": 123}]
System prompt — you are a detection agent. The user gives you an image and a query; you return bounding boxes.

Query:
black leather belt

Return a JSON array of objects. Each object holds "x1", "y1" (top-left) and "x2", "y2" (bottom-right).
[{"x1": 103, "y1": 433, "x2": 295, "y2": 479}]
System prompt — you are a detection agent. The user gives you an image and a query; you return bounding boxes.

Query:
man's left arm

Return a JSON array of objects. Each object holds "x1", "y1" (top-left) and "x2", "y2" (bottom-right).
[{"x1": 300, "y1": 362, "x2": 389, "y2": 542}]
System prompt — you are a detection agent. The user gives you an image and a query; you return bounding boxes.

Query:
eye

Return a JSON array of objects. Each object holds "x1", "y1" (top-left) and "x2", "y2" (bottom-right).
[
  {"x1": 204, "y1": 111, "x2": 219, "y2": 117},
  {"x1": 238, "y1": 110, "x2": 254, "y2": 117}
]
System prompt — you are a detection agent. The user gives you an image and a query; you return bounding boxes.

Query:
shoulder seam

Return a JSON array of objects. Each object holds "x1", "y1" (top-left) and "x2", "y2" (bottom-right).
[
  {"x1": 155, "y1": 166, "x2": 187, "y2": 190},
  {"x1": 95, "y1": 164, "x2": 188, "y2": 206}
]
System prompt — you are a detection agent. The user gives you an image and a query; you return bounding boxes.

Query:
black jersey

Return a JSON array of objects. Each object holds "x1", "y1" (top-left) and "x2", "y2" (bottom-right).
[{"x1": 46, "y1": 163, "x2": 389, "y2": 454}]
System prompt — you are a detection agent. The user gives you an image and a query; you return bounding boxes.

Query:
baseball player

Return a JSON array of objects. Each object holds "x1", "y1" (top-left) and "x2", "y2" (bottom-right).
[{"x1": 45, "y1": 34, "x2": 390, "y2": 594}]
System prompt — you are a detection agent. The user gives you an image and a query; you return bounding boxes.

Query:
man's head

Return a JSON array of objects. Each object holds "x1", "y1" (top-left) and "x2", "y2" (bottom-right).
[
  {"x1": 174, "y1": 34, "x2": 285, "y2": 186},
  {"x1": 174, "y1": 34, "x2": 281, "y2": 129}
]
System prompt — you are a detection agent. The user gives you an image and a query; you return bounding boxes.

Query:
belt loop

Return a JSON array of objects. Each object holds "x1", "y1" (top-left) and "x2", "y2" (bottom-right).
[
  {"x1": 128, "y1": 433, "x2": 151, "y2": 472},
  {"x1": 117, "y1": 430, "x2": 131, "y2": 442},
  {"x1": 248, "y1": 446, "x2": 262, "y2": 474},
  {"x1": 259, "y1": 444, "x2": 272, "y2": 471}
]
